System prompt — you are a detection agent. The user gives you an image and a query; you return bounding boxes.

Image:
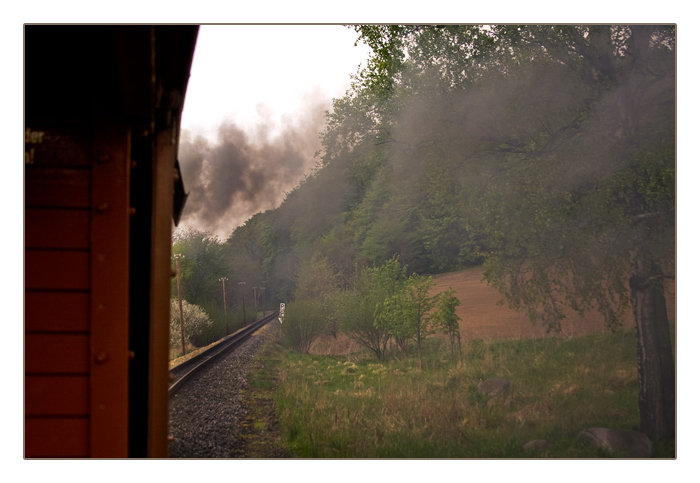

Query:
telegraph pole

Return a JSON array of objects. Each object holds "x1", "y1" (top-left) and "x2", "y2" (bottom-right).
[
  {"x1": 174, "y1": 254, "x2": 186, "y2": 356},
  {"x1": 261, "y1": 282, "x2": 266, "y2": 316},
  {"x1": 238, "y1": 281, "x2": 246, "y2": 326},
  {"x1": 253, "y1": 286, "x2": 259, "y2": 320},
  {"x1": 219, "y1": 277, "x2": 229, "y2": 335}
]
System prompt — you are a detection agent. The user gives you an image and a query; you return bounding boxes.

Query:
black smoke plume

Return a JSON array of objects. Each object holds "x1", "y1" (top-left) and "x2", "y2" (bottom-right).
[{"x1": 177, "y1": 93, "x2": 328, "y2": 239}]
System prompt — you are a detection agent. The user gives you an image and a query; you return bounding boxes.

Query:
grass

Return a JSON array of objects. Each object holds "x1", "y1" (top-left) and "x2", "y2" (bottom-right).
[
  {"x1": 257, "y1": 327, "x2": 675, "y2": 458},
  {"x1": 232, "y1": 332, "x2": 291, "y2": 457}
]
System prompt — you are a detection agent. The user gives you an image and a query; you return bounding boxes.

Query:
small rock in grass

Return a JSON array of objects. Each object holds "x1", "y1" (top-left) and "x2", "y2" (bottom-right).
[
  {"x1": 577, "y1": 427, "x2": 654, "y2": 458},
  {"x1": 477, "y1": 378, "x2": 511, "y2": 397},
  {"x1": 523, "y1": 439, "x2": 547, "y2": 452}
]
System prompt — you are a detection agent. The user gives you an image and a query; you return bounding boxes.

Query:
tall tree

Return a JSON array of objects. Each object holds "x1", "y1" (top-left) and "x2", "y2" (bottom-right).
[
  {"x1": 346, "y1": 24, "x2": 675, "y2": 441},
  {"x1": 402, "y1": 273, "x2": 437, "y2": 370},
  {"x1": 171, "y1": 227, "x2": 229, "y2": 307}
]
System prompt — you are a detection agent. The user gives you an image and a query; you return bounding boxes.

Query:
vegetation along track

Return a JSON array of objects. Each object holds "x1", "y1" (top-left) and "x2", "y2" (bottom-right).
[{"x1": 169, "y1": 311, "x2": 279, "y2": 396}]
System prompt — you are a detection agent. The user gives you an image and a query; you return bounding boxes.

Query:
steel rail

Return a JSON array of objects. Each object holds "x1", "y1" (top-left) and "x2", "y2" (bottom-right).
[{"x1": 168, "y1": 311, "x2": 279, "y2": 396}]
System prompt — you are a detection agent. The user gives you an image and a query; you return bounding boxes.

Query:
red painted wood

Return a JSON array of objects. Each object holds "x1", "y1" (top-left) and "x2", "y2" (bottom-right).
[
  {"x1": 25, "y1": 334, "x2": 89, "y2": 374},
  {"x1": 25, "y1": 209, "x2": 91, "y2": 249},
  {"x1": 25, "y1": 418, "x2": 89, "y2": 458},
  {"x1": 25, "y1": 376, "x2": 89, "y2": 415},
  {"x1": 24, "y1": 292, "x2": 90, "y2": 332},
  {"x1": 89, "y1": 120, "x2": 130, "y2": 458},
  {"x1": 25, "y1": 251, "x2": 90, "y2": 291},
  {"x1": 25, "y1": 168, "x2": 91, "y2": 208}
]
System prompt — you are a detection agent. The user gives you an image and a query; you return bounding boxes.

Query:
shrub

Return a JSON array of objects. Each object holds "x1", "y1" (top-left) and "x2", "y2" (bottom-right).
[
  {"x1": 332, "y1": 287, "x2": 391, "y2": 360},
  {"x1": 281, "y1": 300, "x2": 327, "y2": 353},
  {"x1": 332, "y1": 258, "x2": 405, "y2": 360},
  {"x1": 169, "y1": 298, "x2": 214, "y2": 349},
  {"x1": 433, "y1": 287, "x2": 462, "y2": 365}
]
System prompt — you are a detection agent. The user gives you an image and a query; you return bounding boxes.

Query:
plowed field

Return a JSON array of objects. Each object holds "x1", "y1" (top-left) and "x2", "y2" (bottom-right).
[
  {"x1": 310, "y1": 266, "x2": 675, "y2": 355},
  {"x1": 431, "y1": 267, "x2": 635, "y2": 340}
]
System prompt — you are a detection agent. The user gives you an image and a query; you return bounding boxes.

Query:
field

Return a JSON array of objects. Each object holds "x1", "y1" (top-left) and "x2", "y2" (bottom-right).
[
  {"x1": 253, "y1": 266, "x2": 676, "y2": 458},
  {"x1": 270, "y1": 331, "x2": 651, "y2": 458},
  {"x1": 430, "y1": 267, "x2": 638, "y2": 340},
  {"x1": 309, "y1": 266, "x2": 675, "y2": 355}
]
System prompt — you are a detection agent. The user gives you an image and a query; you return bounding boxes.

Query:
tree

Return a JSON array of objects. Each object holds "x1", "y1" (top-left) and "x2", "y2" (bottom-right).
[
  {"x1": 477, "y1": 25, "x2": 675, "y2": 442},
  {"x1": 334, "y1": 258, "x2": 405, "y2": 361},
  {"x1": 293, "y1": 253, "x2": 341, "y2": 337},
  {"x1": 404, "y1": 274, "x2": 438, "y2": 370},
  {"x1": 347, "y1": 25, "x2": 675, "y2": 442},
  {"x1": 171, "y1": 227, "x2": 229, "y2": 307},
  {"x1": 332, "y1": 287, "x2": 391, "y2": 361},
  {"x1": 293, "y1": 253, "x2": 340, "y2": 303},
  {"x1": 433, "y1": 288, "x2": 462, "y2": 365},
  {"x1": 380, "y1": 273, "x2": 437, "y2": 369}
]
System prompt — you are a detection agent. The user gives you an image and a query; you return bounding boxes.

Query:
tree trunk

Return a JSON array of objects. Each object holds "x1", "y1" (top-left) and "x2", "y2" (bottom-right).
[
  {"x1": 417, "y1": 327, "x2": 423, "y2": 371},
  {"x1": 457, "y1": 332, "x2": 463, "y2": 367},
  {"x1": 629, "y1": 251, "x2": 675, "y2": 442}
]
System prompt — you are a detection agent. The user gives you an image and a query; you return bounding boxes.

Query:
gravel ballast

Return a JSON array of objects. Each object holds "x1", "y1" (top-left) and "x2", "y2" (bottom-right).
[{"x1": 168, "y1": 325, "x2": 276, "y2": 458}]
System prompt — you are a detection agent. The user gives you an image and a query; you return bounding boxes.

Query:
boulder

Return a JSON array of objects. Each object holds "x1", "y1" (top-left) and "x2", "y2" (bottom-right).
[
  {"x1": 522, "y1": 439, "x2": 547, "y2": 452},
  {"x1": 577, "y1": 427, "x2": 654, "y2": 458},
  {"x1": 477, "y1": 378, "x2": 511, "y2": 398}
]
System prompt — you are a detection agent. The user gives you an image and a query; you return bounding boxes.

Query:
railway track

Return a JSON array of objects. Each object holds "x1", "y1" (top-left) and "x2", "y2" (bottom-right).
[{"x1": 168, "y1": 311, "x2": 279, "y2": 396}]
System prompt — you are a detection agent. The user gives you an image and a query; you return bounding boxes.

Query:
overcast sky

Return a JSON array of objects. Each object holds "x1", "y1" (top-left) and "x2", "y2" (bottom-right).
[
  {"x1": 174, "y1": 25, "x2": 373, "y2": 239},
  {"x1": 181, "y1": 25, "x2": 371, "y2": 142}
]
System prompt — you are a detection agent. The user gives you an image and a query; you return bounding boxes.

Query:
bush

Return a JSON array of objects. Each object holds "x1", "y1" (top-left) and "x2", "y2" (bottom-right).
[
  {"x1": 332, "y1": 285, "x2": 392, "y2": 360},
  {"x1": 331, "y1": 258, "x2": 405, "y2": 361},
  {"x1": 169, "y1": 298, "x2": 214, "y2": 349},
  {"x1": 281, "y1": 300, "x2": 327, "y2": 353}
]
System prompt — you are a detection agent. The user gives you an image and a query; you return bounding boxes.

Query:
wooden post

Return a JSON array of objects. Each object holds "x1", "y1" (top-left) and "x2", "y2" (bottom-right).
[
  {"x1": 239, "y1": 281, "x2": 246, "y2": 326},
  {"x1": 260, "y1": 285, "x2": 266, "y2": 316},
  {"x1": 89, "y1": 119, "x2": 130, "y2": 458},
  {"x1": 253, "y1": 287, "x2": 259, "y2": 320},
  {"x1": 220, "y1": 277, "x2": 229, "y2": 335},
  {"x1": 175, "y1": 255, "x2": 185, "y2": 356}
]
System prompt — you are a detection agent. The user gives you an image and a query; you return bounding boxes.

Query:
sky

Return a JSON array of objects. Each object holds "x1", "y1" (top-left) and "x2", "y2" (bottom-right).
[
  {"x1": 176, "y1": 25, "x2": 372, "y2": 239},
  {"x1": 181, "y1": 25, "x2": 371, "y2": 142}
]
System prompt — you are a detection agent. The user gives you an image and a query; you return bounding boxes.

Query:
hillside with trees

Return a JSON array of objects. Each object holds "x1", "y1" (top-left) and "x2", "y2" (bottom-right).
[{"x1": 173, "y1": 25, "x2": 675, "y2": 443}]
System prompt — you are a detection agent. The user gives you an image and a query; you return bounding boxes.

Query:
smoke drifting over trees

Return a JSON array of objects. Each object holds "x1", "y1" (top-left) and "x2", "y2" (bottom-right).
[
  {"x1": 177, "y1": 93, "x2": 329, "y2": 239},
  {"x1": 171, "y1": 25, "x2": 675, "y2": 444}
]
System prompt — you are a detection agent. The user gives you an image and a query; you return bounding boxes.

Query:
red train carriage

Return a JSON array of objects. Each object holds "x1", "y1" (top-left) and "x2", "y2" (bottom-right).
[{"x1": 24, "y1": 25, "x2": 198, "y2": 458}]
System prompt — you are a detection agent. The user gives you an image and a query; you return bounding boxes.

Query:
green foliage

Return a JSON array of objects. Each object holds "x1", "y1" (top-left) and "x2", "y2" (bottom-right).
[
  {"x1": 192, "y1": 301, "x2": 246, "y2": 345},
  {"x1": 210, "y1": 23, "x2": 675, "y2": 445},
  {"x1": 221, "y1": 26, "x2": 674, "y2": 337},
  {"x1": 281, "y1": 300, "x2": 328, "y2": 353},
  {"x1": 327, "y1": 287, "x2": 382, "y2": 355},
  {"x1": 433, "y1": 288, "x2": 462, "y2": 364},
  {"x1": 171, "y1": 223, "x2": 270, "y2": 347},
  {"x1": 378, "y1": 272, "x2": 437, "y2": 368},
  {"x1": 338, "y1": 24, "x2": 675, "y2": 332},
  {"x1": 293, "y1": 253, "x2": 340, "y2": 303},
  {"x1": 185, "y1": 26, "x2": 675, "y2": 440},
  {"x1": 320, "y1": 258, "x2": 412, "y2": 360},
  {"x1": 172, "y1": 228, "x2": 229, "y2": 307}
]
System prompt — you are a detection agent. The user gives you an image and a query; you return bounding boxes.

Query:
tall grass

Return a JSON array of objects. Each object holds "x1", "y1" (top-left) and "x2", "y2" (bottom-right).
[{"x1": 267, "y1": 328, "x2": 673, "y2": 458}]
